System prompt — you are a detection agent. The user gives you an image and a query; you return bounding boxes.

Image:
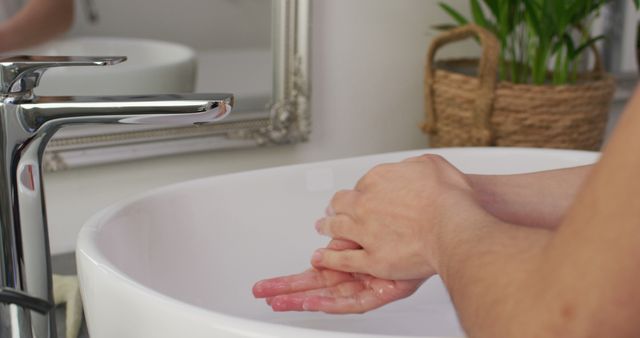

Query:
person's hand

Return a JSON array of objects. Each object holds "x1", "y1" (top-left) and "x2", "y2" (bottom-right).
[
  {"x1": 253, "y1": 239, "x2": 425, "y2": 313},
  {"x1": 253, "y1": 154, "x2": 497, "y2": 314},
  {"x1": 312, "y1": 154, "x2": 496, "y2": 280}
]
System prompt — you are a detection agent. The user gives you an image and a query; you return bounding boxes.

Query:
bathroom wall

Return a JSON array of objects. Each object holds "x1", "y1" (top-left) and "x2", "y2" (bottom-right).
[
  {"x1": 46, "y1": 0, "x2": 476, "y2": 254},
  {"x1": 620, "y1": 1, "x2": 640, "y2": 73}
]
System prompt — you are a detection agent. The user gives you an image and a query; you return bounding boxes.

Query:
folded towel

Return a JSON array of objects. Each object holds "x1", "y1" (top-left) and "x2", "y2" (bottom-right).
[{"x1": 53, "y1": 274, "x2": 83, "y2": 338}]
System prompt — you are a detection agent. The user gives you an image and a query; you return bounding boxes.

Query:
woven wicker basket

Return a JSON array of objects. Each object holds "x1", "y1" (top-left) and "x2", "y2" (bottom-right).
[{"x1": 422, "y1": 25, "x2": 615, "y2": 150}]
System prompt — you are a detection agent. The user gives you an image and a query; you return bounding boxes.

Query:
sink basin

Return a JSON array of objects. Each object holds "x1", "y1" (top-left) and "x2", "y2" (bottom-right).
[
  {"x1": 76, "y1": 147, "x2": 599, "y2": 338},
  {"x1": 12, "y1": 36, "x2": 196, "y2": 95}
]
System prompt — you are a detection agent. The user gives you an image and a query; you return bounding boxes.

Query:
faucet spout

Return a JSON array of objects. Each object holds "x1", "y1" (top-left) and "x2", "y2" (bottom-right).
[
  {"x1": 0, "y1": 55, "x2": 234, "y2": 338},
  {"x1": 17, "y1": 93, "x2": 233, "y2": 132}
]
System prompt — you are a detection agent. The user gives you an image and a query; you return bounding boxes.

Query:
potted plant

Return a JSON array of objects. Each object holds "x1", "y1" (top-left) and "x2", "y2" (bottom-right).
[{"x1": 423, "y1": 0, "x2": 638, "y2": 150}]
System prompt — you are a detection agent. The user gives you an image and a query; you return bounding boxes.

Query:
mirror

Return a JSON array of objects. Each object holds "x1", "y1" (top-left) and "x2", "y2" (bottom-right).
[{"x1": 18, "y1": 0, "x2": 310, "y2": 171}]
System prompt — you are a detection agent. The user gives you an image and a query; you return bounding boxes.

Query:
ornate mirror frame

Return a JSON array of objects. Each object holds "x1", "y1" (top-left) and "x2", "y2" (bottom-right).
[{"x1": 43, "y1": 0, "x2": 311, "y2": 171}]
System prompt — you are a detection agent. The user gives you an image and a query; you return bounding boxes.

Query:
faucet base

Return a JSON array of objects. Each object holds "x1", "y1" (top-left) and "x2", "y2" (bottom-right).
[{"x1": 0, "y1": 303, "x2": 56, "y2": 338}]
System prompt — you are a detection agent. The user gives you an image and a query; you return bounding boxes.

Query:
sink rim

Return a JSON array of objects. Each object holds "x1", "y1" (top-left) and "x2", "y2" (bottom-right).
[
  {"x1": 22, "y1": 35, "x2": 198, "y2": 96},
  {"x1": 78, "y1": 148, "x2": 450, "y2": 338},
  {"x1": 11, "y1": 36, "x2": 196, "y2": 73},
  {"x1": 77, "y1": 147, "x2": 600, "y2": 338}
]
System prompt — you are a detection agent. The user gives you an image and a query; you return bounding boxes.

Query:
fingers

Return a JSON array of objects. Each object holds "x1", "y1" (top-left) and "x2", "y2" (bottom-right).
[
  {"x1": 267, "y1": 280, "x2": 384, "y2": 313},
  {"x1": 328, "y1": 189, "x2": 360, "y2": 216},
  {"x1": 265, "y1": 278, "x2": 426, "y2": 313},
  {"x1": 327, "y1": 239, "x2": 361, "y2": 250},
  {"x1": 314, "y1": 217, "x2": 370, "y2": 274},
  {"x1": 254, "y1": 241, "x2": 363, "y2": 299},
  {"x1": 315, "y1": 215, "x2": 360, "y2": 241},
  {"x1": 300, "y1": 293, "x2": 379, "y2": 314},
  {"x1": 321, "y1": 190, "x2": 365, "y2": 243},
  {"x1": 252, "y1": 268, "x2": 356, "y2": 298},
  {"x1": 314, "y1": 239, "x2": 362, "y2": 270},
  {"x1": 268, "y1": 280, "x2": 365, "y2": 311},
  {"x1": 311, "y1": 248, "x2": 371, "y2": 275}
]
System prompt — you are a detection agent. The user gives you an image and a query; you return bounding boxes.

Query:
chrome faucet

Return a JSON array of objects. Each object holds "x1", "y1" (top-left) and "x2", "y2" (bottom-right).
[{"x1": 0, "y1": 56, "x2": 233, "y2": 338}]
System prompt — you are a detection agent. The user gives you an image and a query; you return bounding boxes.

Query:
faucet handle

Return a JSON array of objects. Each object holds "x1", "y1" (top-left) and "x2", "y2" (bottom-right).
[{"x1": 0, "y1": 55, "x2": 127, "y2": 95}]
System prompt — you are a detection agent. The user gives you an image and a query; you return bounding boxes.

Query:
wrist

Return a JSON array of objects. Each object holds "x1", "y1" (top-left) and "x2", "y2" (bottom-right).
[
  {"x1": 467, "y1": 174, "x2": 503, "y2": 215},
  {"x1": 429, "y1": 184, "x2": 503, "y2": 279}
]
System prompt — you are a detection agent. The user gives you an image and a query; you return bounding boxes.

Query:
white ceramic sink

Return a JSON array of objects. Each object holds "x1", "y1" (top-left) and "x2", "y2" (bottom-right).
[
  {"x1": 76, "y1": 148, "x2": 599, "y2": 338},
  {"x1": 12, "y1": 36, "x2": 196, "y2": 95}
]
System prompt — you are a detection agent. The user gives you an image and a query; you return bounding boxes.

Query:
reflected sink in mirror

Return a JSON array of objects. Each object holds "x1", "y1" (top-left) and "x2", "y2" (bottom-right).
[
  {"x1": 10, "y1": 36, "x2": 201, "y2": 153},
  {"x1": 13, "y1": 36, "x2": 197, "y2": 96},
  {"x1": 76, "y1": 148, "x2": 598, "y2": 338}
]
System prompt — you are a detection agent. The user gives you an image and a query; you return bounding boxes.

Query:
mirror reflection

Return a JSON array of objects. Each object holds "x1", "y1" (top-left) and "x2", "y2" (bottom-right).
[
  {"x1": 2, "y1": 0, "x2": 272, "y2": 106},
  {"x1": 0, "y1": 0, "x2": 274, "y2": 163},
  {"x1": 68, "y1": 0, "x2": 272, "y2": 113}
]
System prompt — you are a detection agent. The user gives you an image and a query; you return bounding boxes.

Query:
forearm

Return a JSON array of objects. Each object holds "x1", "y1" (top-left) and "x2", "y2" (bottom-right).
[
  {"x1": 537, "y1": 90, "x2": 640, "y2": 337},
  {"x1": 436, "y1": 209, "x2": 638, "y2": 338},
  {"x1": 0, "y1": 0, "x2": 74, "y2": 52},
  {"x1": 439, "y1": 89, "x2": 640, "y2": 338},
  {"x1": 435, "y1": 215, "x2": 554, "y2": 337},
  {"x1": 468, "y1": 165, "x2": 591, "y2": 229}
]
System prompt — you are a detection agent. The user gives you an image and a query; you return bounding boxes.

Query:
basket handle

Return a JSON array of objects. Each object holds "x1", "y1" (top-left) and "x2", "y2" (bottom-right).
[
  {"x1": 590, "y1": 43, "x2": 606, "y2": 75},
  {"x1": 423, "y1": 24, "x2": 500, "y2": 146},
  {"x1": 577, "y1": 21, "x2": 606, "y2": 75}
]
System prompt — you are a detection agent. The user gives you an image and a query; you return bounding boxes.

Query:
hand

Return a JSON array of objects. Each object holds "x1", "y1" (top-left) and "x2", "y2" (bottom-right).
[
  {"x1": 253, "y1": 240, "x2": 425, "y2": 314},
  {"x1": 313, "y1": 154, "x2": 496, "y2": 280}
]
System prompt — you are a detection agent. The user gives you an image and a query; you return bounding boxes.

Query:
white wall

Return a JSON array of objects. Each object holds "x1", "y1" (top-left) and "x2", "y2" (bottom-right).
[
  {"x1": 620, "y1": 1, "x2": 639, "y2": 73},
  {"x1": 46, "y1": 0, "x2": 475, "y2": 254}
]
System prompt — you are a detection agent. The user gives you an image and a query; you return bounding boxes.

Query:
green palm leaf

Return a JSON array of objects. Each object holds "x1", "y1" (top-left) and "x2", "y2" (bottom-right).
[
  {"x1": 439, "y1": 3, "x2": 469, "y2": 26},
  {"x1": 436, "y1": 0, "x2": 638, "y2": 84},
  {"x1": 470, "y1": 0, "x2": 489, "y2": 28}
]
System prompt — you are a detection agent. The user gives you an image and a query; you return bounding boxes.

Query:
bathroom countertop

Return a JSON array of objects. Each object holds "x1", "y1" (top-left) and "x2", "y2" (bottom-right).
[{"x1": 53, "y1": 253, "x2": 90, "y2": 338}]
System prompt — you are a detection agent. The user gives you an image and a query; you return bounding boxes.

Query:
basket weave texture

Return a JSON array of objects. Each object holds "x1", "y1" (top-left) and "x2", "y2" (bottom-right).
[{"x1": 423, "y1": 25, "x2": 615, "y2": 150}]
